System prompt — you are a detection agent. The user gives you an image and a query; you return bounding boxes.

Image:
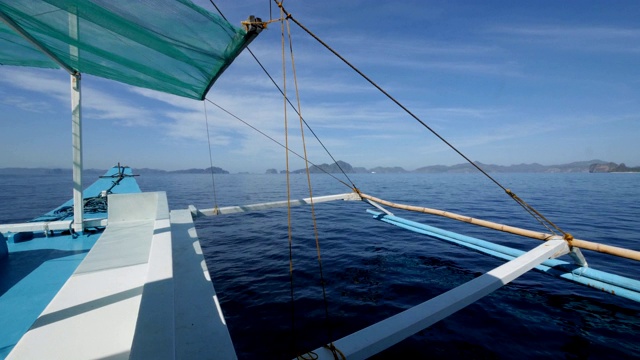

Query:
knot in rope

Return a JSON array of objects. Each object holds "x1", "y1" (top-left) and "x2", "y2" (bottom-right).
[
  {"x1": 297, "y1": 351, "x2": 318, "y2": 360},
  {"x1": 323, "y1": 342, "x2": 346, "y2": 360},
  {"x1": 564, "y1": 233, "x2": 574, "y2": 243}
]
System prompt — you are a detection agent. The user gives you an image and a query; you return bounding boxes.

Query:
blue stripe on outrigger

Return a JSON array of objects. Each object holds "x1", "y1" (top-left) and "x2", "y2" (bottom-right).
[
  {"x1": 368, "y1": 210, "x2": 640, "y2": 303},
  {"x1": 0, "y1": 165, "x2": 141, "y2": 359}
]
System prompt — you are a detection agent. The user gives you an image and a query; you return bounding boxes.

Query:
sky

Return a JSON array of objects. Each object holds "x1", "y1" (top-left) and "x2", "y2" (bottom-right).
[{"x1": 1, "y1": 0, "x2": 639, "y2": 173}]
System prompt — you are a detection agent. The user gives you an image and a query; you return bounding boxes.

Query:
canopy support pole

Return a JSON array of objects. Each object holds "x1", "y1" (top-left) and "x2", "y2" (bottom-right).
[
  {"x1": 68, "y1": 9, "x2": 83, "y2": 234},
  {"x1": 71, "y1": 73, "x2": 83, "y2": 234},
  {"x1": 2, "y1": 8, "x2": 84, "y2": 233}
]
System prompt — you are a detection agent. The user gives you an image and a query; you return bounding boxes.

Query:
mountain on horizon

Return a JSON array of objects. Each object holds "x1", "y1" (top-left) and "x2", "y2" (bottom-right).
[
  {"x1": 274, "y1": 159, "x2": 638, "y2": 174},
  {"x1": 2, "y1": 159, "x2": 638, "y2": 175}
]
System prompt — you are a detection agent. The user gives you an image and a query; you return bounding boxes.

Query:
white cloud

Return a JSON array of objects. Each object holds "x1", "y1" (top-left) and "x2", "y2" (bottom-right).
[
  {"x1": 0, "y1": 68, "x2": 156, "y2": 126},
  {"x1": 488, "y1": 25, "x2": 640, "y2": 53},
  {"x1": 0, "y1": 93, "x2": 54, "y2": 113},
  {"x1": 0, "y1": 68, "x2": 68, "y2": 102}
]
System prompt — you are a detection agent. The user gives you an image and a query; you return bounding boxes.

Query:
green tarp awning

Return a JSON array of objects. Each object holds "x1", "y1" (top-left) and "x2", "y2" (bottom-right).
[{"x1": 0, "y1": 0, "x2": 257, "y2": 100}]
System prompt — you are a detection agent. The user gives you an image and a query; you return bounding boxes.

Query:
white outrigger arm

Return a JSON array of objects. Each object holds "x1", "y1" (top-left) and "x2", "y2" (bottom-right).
[
  {"x1": 0, "y1": 11, "x2": 85, "y2": 233},
  {"x1": 310, "y1": 239, "x2": 569, "y2": 359}
]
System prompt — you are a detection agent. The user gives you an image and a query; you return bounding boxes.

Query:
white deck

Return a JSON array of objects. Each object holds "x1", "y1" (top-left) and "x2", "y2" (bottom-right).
[{"x1": 8, "y1": 192, "x2": 235, "y2": 359}]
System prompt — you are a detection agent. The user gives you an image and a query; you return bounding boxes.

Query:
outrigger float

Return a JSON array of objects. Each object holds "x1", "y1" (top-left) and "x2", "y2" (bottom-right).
[{"x1": 1, "y1": 1, "x2": 639, "y2": 359}]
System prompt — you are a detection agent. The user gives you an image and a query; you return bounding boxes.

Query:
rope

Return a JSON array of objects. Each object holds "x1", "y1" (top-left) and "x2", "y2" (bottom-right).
[
  {"x1": 241, "y1": 18, "x2": 281, "y2": 28},
  {"x1": 38, "y1": 196, "x2": 108, "y2": 222},
  {"x1": 296, "y1": 352, "x2": 318, "y2": 360},
  {"x1": 210, "y1": 1, "x2": 569, "y2": 242},
  {"x1": 243, "y1": 47, "x2": 357, "y2": 189},
  {"x1": 281, "y1": 11, "x2": 297, "y2": 356},
  {"x1": 286, "y1": 16, "x2": 335, "y2": 348},
  {"x1": 203, "y1": 101, "x2": 219, "y2": 212},
  {"x1": 205, "y1": 5, "x2": 349, "y2": 355},
  {"x1": 506, "y1": 189, "x2": 568, "y2": 239},
  {"x1": 323, "y1": 342, "x2": 346, "y2": 360},
  {"x1": 33, "y1": 166, "x2": 127, "y2": 223},
  {"x1": 274, "y1": 1, "x2": 573, "y2": 242},
  {"x1": 208, "y1": 0, "x2": 357, "y2": 191},
  {"x1": 207, "y1": 0, "x2": 227, "y2": 21},
  {"x1": 296, "y1": 343, "x2": 345, "y2": 360},
  {"x1": 204, "y1": 98, "x2": 353, "y2": 189}
]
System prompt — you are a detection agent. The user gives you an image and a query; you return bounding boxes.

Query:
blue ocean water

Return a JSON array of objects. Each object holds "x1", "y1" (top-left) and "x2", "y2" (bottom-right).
[{"x1": 1, "y1": 171, "x2": 639, "y2": 359}]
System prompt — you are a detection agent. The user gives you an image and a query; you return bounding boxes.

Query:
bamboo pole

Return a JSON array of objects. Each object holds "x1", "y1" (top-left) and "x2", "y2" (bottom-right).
[{"x1": 358, "y1": 192, "x2": 640, "y2": 262}]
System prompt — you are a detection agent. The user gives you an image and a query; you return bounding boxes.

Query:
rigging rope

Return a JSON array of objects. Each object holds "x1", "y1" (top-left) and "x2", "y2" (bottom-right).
[
  {"x1": 34, "y1": 165, "x2": 133, "y2": 223},
  {"x1": 286, "y1": 16, "x2": 335, "y2": 349},
  {"x1": 274, "y1": 1, "x2": 572, "y2": 241},
  {"x1": 323, "y1": 342, "x2": 346, "y2": 360},
  {"x1": 281, "y1": 10, "x2": 297, "y2": 356},
  {"x1": 203, "y1": 101, "x2": 220, "y2": 213},
  {"x1": 204, "y1": 98, "x2": 353, "y2": 189},
  {"x1": 207, "y1": 1, "x2": 589, "y2": 356},
  {"x1": 208, "y1": 0, "x2": 358, "y2": 191},
  {"x1": 247, "y1": 44, "x2": 358, "y2": 189}
]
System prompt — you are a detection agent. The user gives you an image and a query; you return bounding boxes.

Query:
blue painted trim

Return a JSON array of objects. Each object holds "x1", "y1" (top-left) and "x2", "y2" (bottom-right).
[
  {"x1": 31, "y1": 166, "x2": 140, "y2": 223},
  {"x1": 368, "y1": 210, "x2": 640, "y2": 303},
  {"x1": 0, "y1": 165, "x2": 142, "y2": 358},
  {"x1": 0, "y1": 232, "x2": 6, "y2": 259}
]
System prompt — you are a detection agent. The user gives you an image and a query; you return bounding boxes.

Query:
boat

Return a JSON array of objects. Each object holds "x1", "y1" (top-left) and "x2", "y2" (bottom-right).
[{"x1": 1, "y1": 1, "x2": 639, "y2": 359}]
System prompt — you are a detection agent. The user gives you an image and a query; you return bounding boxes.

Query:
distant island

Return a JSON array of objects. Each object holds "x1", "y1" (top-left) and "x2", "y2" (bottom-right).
[
  {"x1": 1, "y1": 160, "x2": 638, "y2": 175},
  {"x1": 587, "y1": 162, "x2": 640, "y2": 173},
  {"x1": 265, "y1": 160, "x2": 640, "y2": 174},
  {"x1": 136, "y1": 167, "x2": 229, "y2": 175},
  {"x1": 0, "y1": 166, "x2": 229, "y2": 175}
]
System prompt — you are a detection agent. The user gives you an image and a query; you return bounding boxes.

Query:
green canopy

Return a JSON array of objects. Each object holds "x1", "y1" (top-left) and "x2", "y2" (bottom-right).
[{"x1": 0, "y1": 0, "x2": 260, "y2": 100}]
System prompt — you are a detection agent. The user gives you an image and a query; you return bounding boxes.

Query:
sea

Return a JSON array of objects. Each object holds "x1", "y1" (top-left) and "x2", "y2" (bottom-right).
[{"x1": 1, "y1": 170, "x2": 639, "y2": 359}]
